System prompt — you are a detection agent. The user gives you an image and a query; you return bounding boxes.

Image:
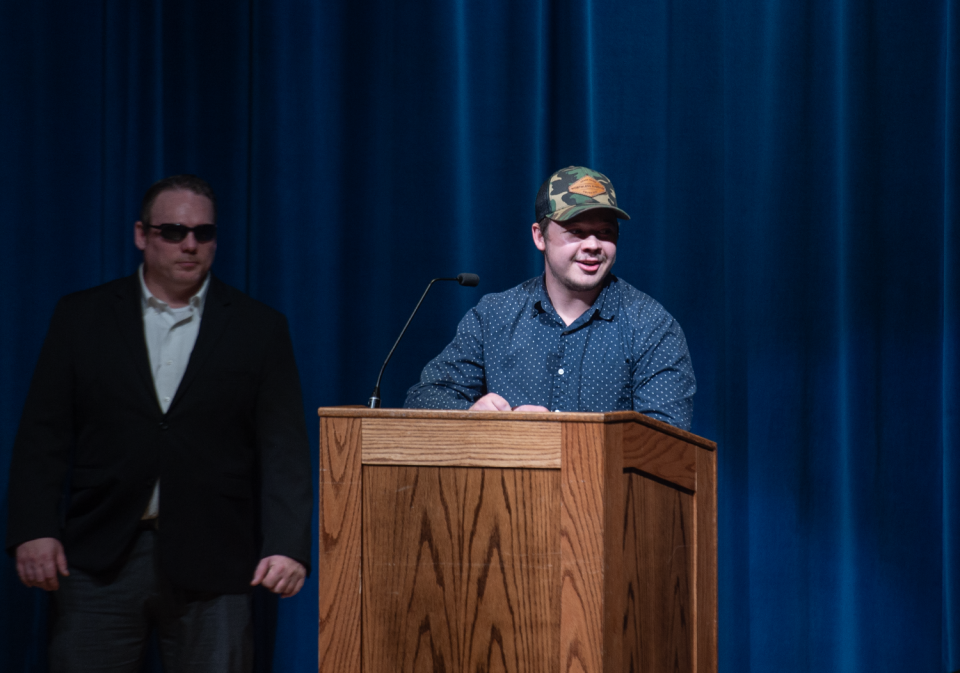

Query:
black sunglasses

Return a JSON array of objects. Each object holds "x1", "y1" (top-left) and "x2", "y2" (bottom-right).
[{"x1": 146, "y1": 223, "x2": 217, "y2": 243}]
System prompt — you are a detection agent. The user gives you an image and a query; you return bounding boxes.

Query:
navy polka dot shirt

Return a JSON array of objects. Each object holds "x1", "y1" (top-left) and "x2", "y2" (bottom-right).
[{"x1": 404, "y1": 275, "x2": 696, "y2": 430}]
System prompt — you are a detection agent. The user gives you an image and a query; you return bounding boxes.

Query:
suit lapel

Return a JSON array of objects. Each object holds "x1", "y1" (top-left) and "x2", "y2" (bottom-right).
[
  {"x1": 169, "y1": 275, "x2": 233, "y2": 410},
  {"x1": 113, "y1": 274, "x2": 160, "y2": 412}
]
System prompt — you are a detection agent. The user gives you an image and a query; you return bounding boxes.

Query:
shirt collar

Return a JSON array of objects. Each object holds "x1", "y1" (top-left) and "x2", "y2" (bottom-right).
[
  {"x1": 531, "y1": 275, "x2": 552, "y2": 317},
  {"x1": 138, "y1": 264, "x2": 210, "y2": 314},
  {"x1": 593, "y1": 276, "x2": 618, "y2": 321},
  {"x1": 532, "y1": 274, "x2": 619, "y2": 323}
]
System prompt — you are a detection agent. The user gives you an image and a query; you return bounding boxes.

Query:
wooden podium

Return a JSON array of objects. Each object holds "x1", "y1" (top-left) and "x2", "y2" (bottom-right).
[{"x1": 318, "y1": 408, "x2": 717, "y2": 673}]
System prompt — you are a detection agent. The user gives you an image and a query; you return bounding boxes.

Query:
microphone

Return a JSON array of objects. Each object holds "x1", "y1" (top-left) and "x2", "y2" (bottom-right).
[{"x1": 367, "y1": 273, "x2": 480, "y2": 408}]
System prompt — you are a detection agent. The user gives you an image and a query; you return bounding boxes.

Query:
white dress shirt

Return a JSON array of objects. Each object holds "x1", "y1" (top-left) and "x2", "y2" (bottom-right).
[{"x1": 138, "y1": 265, "x2": 210, "y2": 519}]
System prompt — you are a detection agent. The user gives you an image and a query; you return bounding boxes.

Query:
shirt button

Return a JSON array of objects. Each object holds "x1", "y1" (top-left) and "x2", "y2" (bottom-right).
[
  {"x1": 158, "y1": 422, "x2": 169, "y2": 431},
  {"x1": 558, "y1": 368, "x2": 565, "y2": 375},
  {"x1": 163, "y1": 396, "x2": 170, "y2": 403},
  {"x1": 166, "y1": 361, "x2": 173, "y2": 366}
]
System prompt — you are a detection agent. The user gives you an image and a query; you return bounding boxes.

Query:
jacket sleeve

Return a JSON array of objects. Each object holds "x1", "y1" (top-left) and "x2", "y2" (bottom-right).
[
  {"x1": 403, "y1": 307, "x2": 486, "y2": 409},
  {"x1": 6, "y1": 298, "x2": 77, "y2": 553},
  {"x1": 253, "y1": 315, "x2": 313, "y2": 572}
]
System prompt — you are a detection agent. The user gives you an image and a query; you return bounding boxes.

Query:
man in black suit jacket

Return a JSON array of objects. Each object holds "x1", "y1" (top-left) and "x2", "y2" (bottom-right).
[{"x1": 6, "y1": 175, "x2": 312, "y2": 671}]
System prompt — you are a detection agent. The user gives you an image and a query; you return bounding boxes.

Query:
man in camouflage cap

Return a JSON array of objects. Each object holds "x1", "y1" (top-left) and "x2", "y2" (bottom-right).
[{"x1": 405, "y1": 166, "x2": 696, "y2": 430}]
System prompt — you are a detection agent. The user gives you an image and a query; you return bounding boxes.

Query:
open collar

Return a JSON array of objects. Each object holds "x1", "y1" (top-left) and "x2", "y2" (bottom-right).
[{"x1": 531, "y1": 274, "x2": 619, "y2": 327}]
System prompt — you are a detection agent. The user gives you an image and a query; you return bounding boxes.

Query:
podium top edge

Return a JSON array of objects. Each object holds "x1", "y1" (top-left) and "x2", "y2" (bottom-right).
[{"x1": 316, "y1": 407, "x2": 716, "y2": 450}]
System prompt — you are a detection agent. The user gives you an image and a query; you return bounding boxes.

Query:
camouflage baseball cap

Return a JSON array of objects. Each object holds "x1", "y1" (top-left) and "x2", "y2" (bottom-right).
[{"x1": 534, "y1": 166, "x2": 631, "y2": 223}]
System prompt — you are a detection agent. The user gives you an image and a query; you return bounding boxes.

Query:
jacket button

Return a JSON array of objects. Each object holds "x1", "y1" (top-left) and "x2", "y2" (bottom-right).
[{"x1": 159, "y1": 422, "x2": 169, "y2": 431}]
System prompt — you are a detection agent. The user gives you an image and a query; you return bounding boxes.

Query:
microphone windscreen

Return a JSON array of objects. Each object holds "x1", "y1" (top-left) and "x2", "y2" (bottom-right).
[{"x1": 457, "y1": 273, "x2": 480, "y2": 287}]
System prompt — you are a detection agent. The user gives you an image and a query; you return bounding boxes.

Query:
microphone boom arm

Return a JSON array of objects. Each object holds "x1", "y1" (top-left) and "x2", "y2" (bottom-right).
[{"x1": 367, "y1": 273, "x2": 478, "y2": 408}]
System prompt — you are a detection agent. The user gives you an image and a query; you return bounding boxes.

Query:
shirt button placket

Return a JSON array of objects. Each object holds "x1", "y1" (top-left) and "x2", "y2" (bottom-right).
[
  {"x1": 556, "y1": 333, "x2": 570, "y2": 410},
  {"x1": 551, "y1": 333, "x2": 566, "y2": 411}
]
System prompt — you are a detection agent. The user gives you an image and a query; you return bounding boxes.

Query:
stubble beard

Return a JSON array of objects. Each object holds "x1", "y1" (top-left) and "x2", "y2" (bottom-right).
[{"x1": 547, "y1": 255, "x2": 613, "y2": 293}]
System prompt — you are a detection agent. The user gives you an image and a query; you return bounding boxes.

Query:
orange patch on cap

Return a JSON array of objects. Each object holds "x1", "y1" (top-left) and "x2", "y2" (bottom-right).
[{"x1": 567, "y1": 175, "x2": 607, "y2": 198}]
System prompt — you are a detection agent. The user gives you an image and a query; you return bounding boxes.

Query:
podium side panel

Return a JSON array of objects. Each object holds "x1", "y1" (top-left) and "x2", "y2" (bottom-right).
[
  {"x1": 621, "y1": 422, "x2": 697, "y2": 492},
  {"x1": 696, "y1": 448, "x2": 718, "y2": 673},
  {"x1": 621, "y1": 471, "x2": 694, "y2": 673},
  {"x1": 318, "y1": 417, "x2": 363, "y2": 673},
  {"x1": 362, "y1": 465, "x2": 560, "y2": 673}
]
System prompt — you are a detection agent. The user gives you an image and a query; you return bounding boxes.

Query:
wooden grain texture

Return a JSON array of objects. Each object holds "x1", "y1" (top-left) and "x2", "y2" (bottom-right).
[
  {"x1": 361, "y1": 418, "x2": 561, "y2": 468},
  {"x1": 621, "y1": 472, "x2": 694, "y2": 673},
  {"x1": 317, "y1": 407, "x2": 719, "y2": 452},
  {"x1": 559, "y1": 422, "x2": 608, "y2": 673},
  {"x1": 696, "y1": 447, "x2": 718, "y2": 673},
  {"x1": 316, "y1": 408, "x2": 718, "y2": 673},
  {"x1": 319, "y1": 407, "x2": 602, "y2": 423},
  {"x1": 318, "y1": 417, "x2": 363, "y2": 673},
  {"x1": 618, "y1": 413, "x2": 717, "y2": 451},
  {"x1": 621, "y1": 421, "x2": 697, "y2": 493},
  {"x1": 362, "y1": 465, "x2": 560, "y2": 673},
  {"x1": 601, "y1": 424, "x2": 625, "y2": 673}
]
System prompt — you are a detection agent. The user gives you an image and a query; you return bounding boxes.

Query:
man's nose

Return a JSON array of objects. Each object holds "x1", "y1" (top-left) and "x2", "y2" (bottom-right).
[
  {"x1": 581, "y1": 235, "x2": 602, "y2": 250},
  {"x1": 180, "y1": 232, "x2": 199, "y2": 251}
]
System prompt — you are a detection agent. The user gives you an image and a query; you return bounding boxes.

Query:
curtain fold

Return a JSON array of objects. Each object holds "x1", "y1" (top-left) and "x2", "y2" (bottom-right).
[
  {"x1": 0, "y1": 0, "x2": 956, "y2": 671},
  {"x1": 942, "y1": 2, "x2": 959, "y2": 670}
]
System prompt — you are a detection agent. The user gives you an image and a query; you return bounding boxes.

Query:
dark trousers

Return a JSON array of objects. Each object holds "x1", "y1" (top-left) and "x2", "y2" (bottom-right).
[{"x1": 49, "y1": 528, "x2": 253, "y2": 673}]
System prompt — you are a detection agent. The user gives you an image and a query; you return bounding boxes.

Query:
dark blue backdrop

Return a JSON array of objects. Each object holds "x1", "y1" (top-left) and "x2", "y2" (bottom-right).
[{"x1": 1, "y1": 0, "x2": 957, "y2": 671}]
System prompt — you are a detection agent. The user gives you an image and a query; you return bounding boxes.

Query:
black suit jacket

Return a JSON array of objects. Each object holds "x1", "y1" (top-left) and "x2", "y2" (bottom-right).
[{"x1": 5, "y1": 274, "x2": 312, "y2": 594}]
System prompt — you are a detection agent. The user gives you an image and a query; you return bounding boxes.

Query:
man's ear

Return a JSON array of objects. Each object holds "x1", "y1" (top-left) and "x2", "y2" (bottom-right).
[
  {"x1": 531, "y1": 221, "x2": 547, "y2": 252},
  {"x1": 134, "y1": 221, "x2": 147, "y2": 251}
]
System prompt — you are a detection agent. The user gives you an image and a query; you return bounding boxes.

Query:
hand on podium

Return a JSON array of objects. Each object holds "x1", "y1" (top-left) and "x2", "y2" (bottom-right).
[{"x1": 469, "y1": 393, "x2": 549, "y2": 413}]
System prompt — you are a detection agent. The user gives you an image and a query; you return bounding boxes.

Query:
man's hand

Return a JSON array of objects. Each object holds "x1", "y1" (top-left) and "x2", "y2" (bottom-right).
[
  {"x1": 512, "y1": 405, "x2": 550, "y2": 412},
  {"x1": 469, "y1": 393, "x2": 549, "y2": 412},
  {"x1": 251, "y1": 555, "x2": 306, "y2": 598},
  {"x1": 469, "y1": 393, "x2": 512, "y2": 411},
  {"x1": 16, "y1": 538, "x2": 69, "y2": 591}
]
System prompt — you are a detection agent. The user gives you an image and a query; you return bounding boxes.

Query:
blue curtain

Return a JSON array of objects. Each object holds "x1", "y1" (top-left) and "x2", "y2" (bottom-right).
[{"x1": 0, "y1": 0, "x2": 956, "y2": 671}]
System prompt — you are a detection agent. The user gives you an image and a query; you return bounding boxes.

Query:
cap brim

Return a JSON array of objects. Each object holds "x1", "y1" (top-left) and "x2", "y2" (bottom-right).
[{"x1": 550, "y1": 203, "x2": 631, "y2": 222}]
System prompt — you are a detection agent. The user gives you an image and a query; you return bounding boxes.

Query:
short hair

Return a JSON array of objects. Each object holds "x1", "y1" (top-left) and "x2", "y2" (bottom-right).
[
  {"x1": 140, "y1": 174, "x2": 217, "y2": 225},
  {"x1": 538, "y1": 217, "x2": 553, "y2": 239}
]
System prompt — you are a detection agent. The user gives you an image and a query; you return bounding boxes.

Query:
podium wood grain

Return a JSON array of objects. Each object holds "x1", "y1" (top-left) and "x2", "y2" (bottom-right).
[
  {"x1": 558, "y1": 422, "x2": 626, "y2": 673},
  {"x1": 696, "y1": 446, "x2": 718, "y2": 673},
  {"x1": 317, "y1": 408, "x2": 717, "y2": 673},
  {"x1": 362, "y1": 466, "x2": 560, "y2": 673},
  {"x1": 622, "y1": 472, "x2": 694, "y2": 672},
  {"x1": 362, "y1": 418, "x2": 561, "y2": 468},
  {"x1": 621, "y1": 422, "x2": 697, "y2": 492},
  {"x1": 318, "y1": 417, "x2": 362, "y2": 673}
]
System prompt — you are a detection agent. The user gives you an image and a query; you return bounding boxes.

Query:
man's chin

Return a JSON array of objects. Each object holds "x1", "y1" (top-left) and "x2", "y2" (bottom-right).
[
  {"x1": 176, "y1": 263, "x2": 207, "y2": 276},
  {"x1": 169, "y1": 269, "x2": 207, "y2": 288},
  {"x1": 560, "y1": 273, "x2": 607, "y2": 293}
]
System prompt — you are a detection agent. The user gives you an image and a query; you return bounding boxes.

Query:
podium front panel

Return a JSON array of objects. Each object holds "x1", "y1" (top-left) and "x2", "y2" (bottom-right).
[{"x1": 362, "y1": 466, "x2": 560, "y2": 673}]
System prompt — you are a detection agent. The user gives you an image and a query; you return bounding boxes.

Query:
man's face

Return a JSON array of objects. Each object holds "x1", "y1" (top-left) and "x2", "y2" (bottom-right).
[
  {"x1": 134, "y1": 189, "x2": 217, "y2": 300},
  {"x1": 532, "y1": 212, "x2": 619, "y2": 294}
]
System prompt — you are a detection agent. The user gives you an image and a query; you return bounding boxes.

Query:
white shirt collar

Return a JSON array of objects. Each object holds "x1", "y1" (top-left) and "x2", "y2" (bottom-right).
[{"x1": 138, "y1": 264, "x2": 210, "y2": 313}]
